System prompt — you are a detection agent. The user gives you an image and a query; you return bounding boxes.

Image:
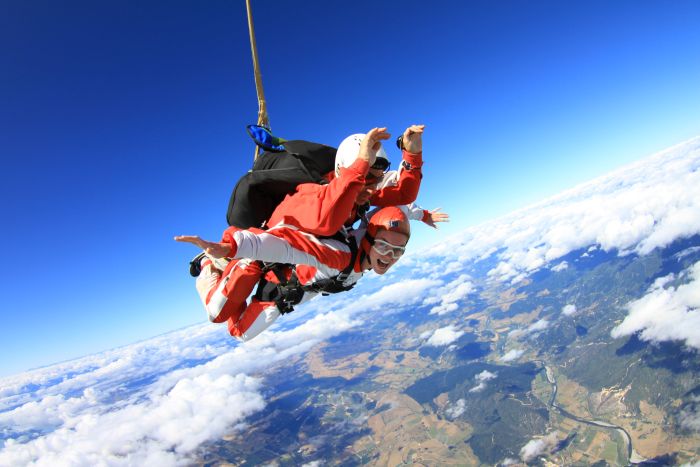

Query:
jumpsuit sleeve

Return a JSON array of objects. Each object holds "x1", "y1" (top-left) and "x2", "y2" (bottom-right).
[
  {"x1": 404, "y1": 202, "x2": 427, "y2": 221},
  {"x1": 232, "y1": 227, "x2": 352, "y2": 272},
  {"x1": 370, "y1": 150, "x2": 423, "y2": 206},
  {"x1": 267, "y1": 158, "x2": 369, "y2": 236}
]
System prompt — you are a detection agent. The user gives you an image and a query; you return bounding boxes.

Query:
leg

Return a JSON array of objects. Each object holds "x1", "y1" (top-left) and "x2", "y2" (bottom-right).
[
  {"x1": 195, "y1": 258, "x2": 263, "y2": 324},
  {"x1": 228, "y1": 298, "x2": 281, "y2": 342}
]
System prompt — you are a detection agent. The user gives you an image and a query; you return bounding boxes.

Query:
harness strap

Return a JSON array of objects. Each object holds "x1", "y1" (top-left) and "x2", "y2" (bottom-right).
[
  {"x1": 254, "y1": 263, "x2": 299, "y2": 314},
  {"x1": 356, "y1": 202, "x2": 370, "y2": 226},
  {"x1": 322, "y1": 230, "x2": 359, "y2": 283},
  {"x1": 254, "y1": 232, "x2": 360, "y2": 314}
]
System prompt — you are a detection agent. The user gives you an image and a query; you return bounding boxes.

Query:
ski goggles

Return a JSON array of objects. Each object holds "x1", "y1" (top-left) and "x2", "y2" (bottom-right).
[{"x1": 372, "y1": 238, "x2": 406, "y2": 258}]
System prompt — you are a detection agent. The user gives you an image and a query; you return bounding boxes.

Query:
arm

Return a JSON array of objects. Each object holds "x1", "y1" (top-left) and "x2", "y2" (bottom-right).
[
  {"x1": 269, "y1": 158, "x2": 367, "y2": 236},
  {"x1": 370, "y1": 153, "x2": 423, "y2": 206},
  {"x1": 175, "y1": 226, "x2": 352, "y2": 272},
  {"x1": 268, "y1": 128, "x2": 391, "y2": 236},
  {"x1": 370, "y1": 125, "x2": 425, "y2": 206},
  {"x1": 380, "y1": 203, "x2": 450, "y2": 227},
  {"x1": 404, "y1": 203, "x2": 426, "y2": 221},
  {"x1": 404, "y1": 203, "x2": 450, "y2": 227},
  {"x1": 233, "y1": 228, "x2": 351, "y2": 271}
]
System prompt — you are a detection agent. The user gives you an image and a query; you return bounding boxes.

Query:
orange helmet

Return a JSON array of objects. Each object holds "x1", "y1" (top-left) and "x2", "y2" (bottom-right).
[{"x1": 366, "y1": 206, "x2": 411, "y2": 240}]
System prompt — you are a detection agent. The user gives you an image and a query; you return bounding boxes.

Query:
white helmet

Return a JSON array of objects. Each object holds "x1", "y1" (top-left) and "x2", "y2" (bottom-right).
[{"x1": 335, "y1": 133, "x2": 389, "y2": 176}]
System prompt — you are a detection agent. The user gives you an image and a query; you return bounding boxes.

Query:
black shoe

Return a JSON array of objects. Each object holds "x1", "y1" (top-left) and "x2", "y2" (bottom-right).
[{"x1": 189, "y1": 252, "x2": 207, "y2": 277}]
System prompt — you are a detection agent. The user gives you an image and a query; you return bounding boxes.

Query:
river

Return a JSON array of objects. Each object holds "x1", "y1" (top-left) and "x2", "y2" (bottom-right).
[{"x1": 535, "y1": 361, "x2": 647, "y2": 465}]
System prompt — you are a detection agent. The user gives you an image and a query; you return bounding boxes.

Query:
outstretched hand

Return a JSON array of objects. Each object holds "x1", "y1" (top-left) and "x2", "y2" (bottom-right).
[
  {"x1": 401, "y1": 124, "x2": 425, "y2": 154},
  {"x1": 358, "y1": 127, "x2": 391, "y2": 166},
  {"x1": 174, "y1": 235, "x2": 232, "y2": 258},
  {"x1": 423, "y1": 207, "x2": 449, "y2": 229}
]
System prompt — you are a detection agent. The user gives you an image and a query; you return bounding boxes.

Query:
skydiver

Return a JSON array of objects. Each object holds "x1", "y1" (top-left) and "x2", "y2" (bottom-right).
[
  {"x1": 176, "y1": 126, "x2": 445, "y2": 341},
  {"x1": 175, "y1": 206, "x2": 411, "y2": 341}
]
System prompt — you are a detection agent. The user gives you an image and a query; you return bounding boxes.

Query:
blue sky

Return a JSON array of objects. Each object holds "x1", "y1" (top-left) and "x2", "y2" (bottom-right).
[{"x1": 1, "y1": 0, "x2": 699, "y2": 378}]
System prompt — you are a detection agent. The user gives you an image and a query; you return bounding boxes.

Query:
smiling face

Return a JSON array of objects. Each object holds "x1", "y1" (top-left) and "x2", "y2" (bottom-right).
[
  {"x1": 355, "y1": 168, "x2": 385, "y2": 205},
  {"x1": 366, "y1": 229, "x2": 409, "y2": 275}
]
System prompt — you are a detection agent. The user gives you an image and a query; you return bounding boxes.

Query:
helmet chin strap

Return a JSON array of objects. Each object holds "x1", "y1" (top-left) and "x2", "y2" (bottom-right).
[
  {"x1": 359, "y1": 249, "x2": 370, "y2": 270},
  {"x1": 359, "y1": 236, "x2": 373, "y2": 270},
  {"x1": 363, "y1": 227, "x2": 376, "y2": 247}
]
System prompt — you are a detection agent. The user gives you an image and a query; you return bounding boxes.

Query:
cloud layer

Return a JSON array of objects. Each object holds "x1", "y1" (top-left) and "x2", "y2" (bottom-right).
[
  {"x1": 0, "y1": 270, "x2": 433, "y2": 465},
  {"x1": 421, "y1": 137, "x2": 700, "y2": 283},
  {"x1": 0, "y1": 315, "x2": 348, "y2": 465},
  {"x1": 611, "y1": 261, "x2": 700, "y2": 349},
  {"x1": 3, "y1": 137, "x2": 700, "y2": 464}
]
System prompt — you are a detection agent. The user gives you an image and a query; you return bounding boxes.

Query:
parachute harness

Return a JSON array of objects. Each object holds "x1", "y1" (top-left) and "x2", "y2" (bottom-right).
[{"x1": 254, "y1": 232, "x2": 360, "y2": 314}]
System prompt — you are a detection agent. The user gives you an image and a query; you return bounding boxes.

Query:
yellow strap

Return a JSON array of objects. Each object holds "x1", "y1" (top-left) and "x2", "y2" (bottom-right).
[{"x1": 245, "y1": 0, "x2": 269, "y2": 161}]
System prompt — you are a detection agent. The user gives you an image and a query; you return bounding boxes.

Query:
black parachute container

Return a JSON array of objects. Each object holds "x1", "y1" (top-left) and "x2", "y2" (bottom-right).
[{"x1": 226, "y1": 140, "x2": 337, "y2": 229}]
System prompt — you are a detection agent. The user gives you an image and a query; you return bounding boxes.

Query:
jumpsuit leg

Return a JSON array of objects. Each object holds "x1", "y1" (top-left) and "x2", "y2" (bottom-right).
[
  {"x1": 228, "y1": 299, "x2": 281, "y2": 342},
  {"x1": 195, "y1": 258, "x2": 263, "y2": 324},
  {"x1": 193, "y1": 225, "x2": 262, "y2": 324},
  {"x1": 193, "y1": 225, "x2": 285, "y2": 341}
]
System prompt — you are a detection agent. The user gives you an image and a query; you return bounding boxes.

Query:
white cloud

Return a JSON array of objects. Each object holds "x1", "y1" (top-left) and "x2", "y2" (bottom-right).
[
  {"x1": 0, "y1": 368, "x2": 265, "y2": 466},
  {"x1": 469, "y1": 370, "x2": 497, "y2": 392},
  {"x1": 360, "y1": 278, "x2": 442, "y2": 312},
  {"x1": 527, "y1": 319, "x2": 549, "y2": 333},
  {"x1": 675, "y1": 246, "x2": 700, "y2": 261},
  {"x1": 4, "y1": 137, "x2": 700, "y2": 464},
  {"x1": 562, "y1": 304, "x2": 578, "y2": 316},
  {"x1": 430, "y1": 302, "x2": 459, "y2": 315},
  {"x1": 475, "y1": 370, "x2": 497, "y2": 382},
  {"x1": 425, "y1": 325, "x2": 465, "y2": 347},
  {"x1": 417, "y1": 137, "x2": 700, "y2": 284},
  {"x1": 520, "y1": 431, "x2": 560, "y2": 462},
  {"x1": 445, "y1": 399, "x2": 466, "y2": 419},
  {"x1": 440, "y1": 276, "x2": 474, "y2": 303},
  {"x1": 509, "y1": 319, "x2": 550, "y2": 340},
  {"x1": 443, "y1": 261, "x2": 465, "y2": 274},
  {"x1": 501, "y1": 349, "x2": 524, "y2": 362},
  {"x1": 0, "y1": 300, "x2": 365, "y2": 465},
  {"x1": 678, "y1": 395, "x2": 700, "y2": 432},
  {"x1": 611, "y1": 261, "x2": 700, "y2": 349},
  {"x1": 304, "y1": 277, "x2": 443, "y2": 326},
  {"x1": 428, "y1": 275, "x2": 474, "y2": 315},
  {"x1": 0, "y1": 263, "x2": 461, "y2": 466}
]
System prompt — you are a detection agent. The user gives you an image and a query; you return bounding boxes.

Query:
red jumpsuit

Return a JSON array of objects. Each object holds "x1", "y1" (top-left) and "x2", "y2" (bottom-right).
[
  {"x1": 198, "y1": 150, "x2": 422, "y2": 340},
  {"x1": 268, "y1": 149, "x2": 423, "y2": 236},
  {"x1": 196, "y1": 226, "x2": 366, "y2": 341}
]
